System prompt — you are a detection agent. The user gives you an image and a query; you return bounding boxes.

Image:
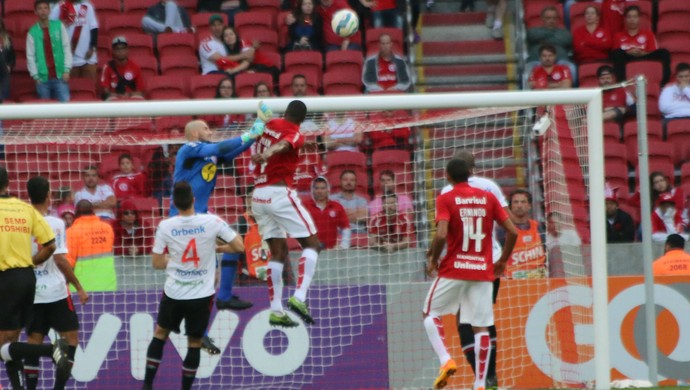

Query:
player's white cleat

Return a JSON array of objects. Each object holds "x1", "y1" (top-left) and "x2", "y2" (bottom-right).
[
  {"x1": 240, "y1": 119, "x2": 265, "y2": 143},
  {"x1": 257, "y1": 100, "x2": 273, "y2": 122}
]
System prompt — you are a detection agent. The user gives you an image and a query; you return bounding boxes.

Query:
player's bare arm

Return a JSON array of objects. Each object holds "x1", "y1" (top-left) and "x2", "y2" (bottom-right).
[
  {"x1": 151, "y1": 253, "x2": 169, "y2": 270},
  {"x1": 251, "y1": 140, "x2": 292, "y2": 164},
  {"x1": 426, "y1": 220, "x2": 448, "y2": 276},
  {"x1": 216, "y1": 235, "x2": 245, "y2": 254},
  {"x1": 54, "y1": 254, "x2": 89, "y2": 304},
  {"x1": 495, "y1": 219, "x2": 518, "y2": 277},
  {"x1": 33, "y1": 239, "x2": 56, "y2": 266},
  {"x1": 95, "y1": 195, "x2": 117, "y2": 210}
]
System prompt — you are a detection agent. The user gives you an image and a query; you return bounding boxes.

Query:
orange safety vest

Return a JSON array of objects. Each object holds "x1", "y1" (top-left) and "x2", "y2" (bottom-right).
[
  {"x1": 66, "y1": 215, "x2": 117, "y2": 291},
  {"x1": 242, "y1": 213, "x2": 270, "y2": 280},
  {"x1": 653, "y1": 249, "x2": 690, "y2": 276},
  {"x1": 506, "y1": 220, "x2": 546, "y2": 279}
]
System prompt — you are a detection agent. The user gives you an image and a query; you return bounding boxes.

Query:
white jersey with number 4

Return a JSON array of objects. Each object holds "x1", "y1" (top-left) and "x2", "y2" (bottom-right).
[
  {"x1": 32, "y1": 216, "x2": 69, "y2": 304},
  {"x1": 153, "y1": 214, "x2": 237, "y2": 300},
  {"x1": 442, "y1": 176, "x2": 508, "y2": 263}
]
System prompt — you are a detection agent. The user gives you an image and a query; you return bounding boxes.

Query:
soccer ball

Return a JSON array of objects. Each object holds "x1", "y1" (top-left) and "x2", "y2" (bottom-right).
[{"x1": 331, "y1": 9, "x2": 359, "y2": 38}]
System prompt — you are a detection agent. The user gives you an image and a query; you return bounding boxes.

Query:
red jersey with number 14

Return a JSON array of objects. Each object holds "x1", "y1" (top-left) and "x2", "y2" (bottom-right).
[
  {"x1": 435, "y1": 183, "x2": 509, "y2": 281},
  {"x1": 253, "y1": 118, "x2": 305, "y2": 187}
]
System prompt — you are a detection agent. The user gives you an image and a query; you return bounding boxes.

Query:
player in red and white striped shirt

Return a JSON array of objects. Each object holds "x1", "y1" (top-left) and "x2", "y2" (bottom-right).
[{"x1": 423, "y1": 159, "x2": 517, "y2": 390}]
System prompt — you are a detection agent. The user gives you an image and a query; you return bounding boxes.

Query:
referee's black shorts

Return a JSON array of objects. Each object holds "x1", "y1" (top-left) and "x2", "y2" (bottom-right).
[
  {"x1": 26, "y1": 297, "x2": 80, "y2": 335},
  {"x1": 156, "y1": 293, "x2": 213, "y2": 339},
  {"x1": 0, "y1": 267, "x2": 36, "y2": 330}
]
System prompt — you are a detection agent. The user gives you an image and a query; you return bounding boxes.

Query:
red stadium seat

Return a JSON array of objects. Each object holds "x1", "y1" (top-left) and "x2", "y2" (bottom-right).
[
  {"x1": 323, "y1": 70, "x2": 362, "y2": 95},
  {"x1": 604, "y1": 160, "x2": 629, "y2": 194},
  {"x1": 625, "y1": 61, "x2": 663, "y2": 88},
  {"x1": 127, "y1": 197, "x2": 160, "y2": 219},
  {"x1": 103, "y1": 14, "x2": 143, "y2": 37},
  {"x1": 279, "y1": 71, "x2": 319, "y2": 96},
  {"x1": 667, "y1": 119, "x2": 690, "y2": 164},
  {"x1": 577, "y1": 61, "x2": 609, "y2": 87},
  {"x1": 256, "y1": 51, "x2": 281, "y2": 69},
  {"x1": 70, "y1": 78, "x2": 98, "y2": 101},
  {"x1": 682, "y1": 161, "x2": 690, "y2": 186},
  {"x1": 326, "y1": 50, "x2": 364, "y2": 74},
  {"x1": 372, "y1": 150, "x2": 413, "y2": 194},
  {"x1": 130, "y1": 54, "x2": 159, "y2": 80},
  {"x1": 326, "y1": 151, "x2": 367, "y2": 194},
  {"x1": 6, "y1": 15, "x2": 35, "y2": 39},
  {"x1": 174, "y1": 0, "x2": 197, "y2": 13},
  {"x1": 9, "y1": 76, "x2": 36, "y2": 102},
  {"x1": 604, "y1": 142, "x2": 627, "y2": 166},
  {"x1": 4, "y1": 1, "x2": 35, "y2": 19},
  {"x1": 234, "y1": 12, "x2": 274, "y2": 36},
  {"x1": 659, "y1": 35, "x2": 690, "y2": 58},
  {"x1": 159, "y1": 55, "x2": 199, "y2": 79},
  {"x1": 112, "y1": 117, "x2": 155, "y2": 136},
  {"x1": 235, "y1": 72, "x2": 274, "y2": 97},
  {"x1": 242, "y1": 29, "x2": 280, "y2": 53},
  {"x1": 623, "y1": 119, "x2": 662, "y2": 164},
  {"x1": 189, "y1": 74, "x2": 227, "y2": 99},
  {"x1": 246, "y1": 0, "x2": 281, "y2": 19},
  {"x1": 93, "y1": 0, "x2": 122, "y2": 18},
  {"x1": 12, "y1": 37, "x2": 26, "y2": 60},
  {"x1": 604, "y1": 121, "x2": 622, "y2": 143},
  {"x1": 635, "y1": 159, "x2": 675, "y2": 184},
  {"x1": 157, "y1": 33, "x2": 196, "y2": 58},
  {"x1": 659, "y1": 0, "x2": 690, "y2": 18},
  {"x1": 656, "y1": 14, "x2": 690, "y2": 42},
  {"x1": 365, "y1": 28, "x2": 404, "y2": 56},
  {"x1": 191, "y1": 13, "x2": 229, "y2": 30},
  {"x1": 123, "y1": 0, "x2": 157, "y2": 18},
  {"x1": 276, "y1": 11, "x2": 292, "y2": 49},
  {"x1": 284, "y1": 51, "x2": 323, "y2": 81},
  {"x1": 145, "y1": 75, "x2": 189, "y2": 100},
  {"x1": 155, "y1": 116, "x2": 193, "y2": 133},
  {"x1": 117, "y1": 33, "x2": 155, "y2": 58}
]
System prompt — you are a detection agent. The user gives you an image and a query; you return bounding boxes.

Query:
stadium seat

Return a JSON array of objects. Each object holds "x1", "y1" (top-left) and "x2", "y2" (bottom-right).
[
  {"x1": 112, "y1": 117, "x2": 155, "y2": 136},
  {"x1": 235, "y1": 72, "x2": 273, "y2": 97},
  {"x1": 371, "y1": 150, "x2": 413, "y2": 194},
  {"x1": 11, "y1": 58, "x2": 29, "y2": 80},
  {"x1": 145, "y1": 75, "x2": 189, "y2": 100},
  {"x1": 524, "y1": 1, "x2": 563, "y2": 28},
  {"x1": 659, "y1": 0, "x2": 690, "y2": 18},
  {"x1": 6, "y1": 15, "x2": 35, "y2": 39},
  {"x1": 635, "y1": 159, "x2": 675, "y2": 184},
  {"x1": 257, "y1": 51, "x2": 281, "y2": 70},
  {"x1": 279, "y1": 71, "x2": 319, "y2": 96},
  {"x1": 117, "y1": 33, "x2": 155, "y2": 58},
  {"x1": 215, "y1": 174, "x2": 237, "y2": 197},
  {"x1": 130, "y1": 54, "x2": 159, "y2": 80},
  {"x1": 156, "y1": 32, "x2": 196, "y2": 58},
  {"x1": 189, "y1": 74, "x2": 227, "y2": 99},
  {"x1": 656, "y1": 14, "x2": 690, "y2": 42},
  {"x1": 659, "y1": 35, "x2": 690, "y2": 59},
  {"x1": 93, "y1": 0, "x2": 122, "y2": 18},
  {"x1": 69, "y1": 78, "x2": 99, "y2": 101},
  {"x1": 604, "y1": 142, "x2": 627, "y2": 166},
  {"x1": 577, "y1": 61, "x2": 609, "y2": 87},
  {"x1": 128, "y1": 197, "x2": 161, "y2": 219},
  {"x1": 154, "y1": 116, "x2": 193, "y2": 133},
  {"x1": 234, "y1": 12, "x2": 274, "y2": 36},
  {"x1": 365, "y1": 28, "x2": 404, "y2": 56},
  {"x1": 623, "y1": 119, "x2": 662, "y2": 164},
  {"x1": 326, "y1": 50, "x2": 364, "y2": 75},
  {"x1": 667, "y1": 119, "x2": 690, "y2": 164},
  {"x1": 284, "y1": 51, "x2": 324, "y2": 81},
  {"x1": 12, "y1": 37, "x2": 26, "y2": 60},
  {"x1": 159, "y1": 55, "x2": 200, "y2": 79},
  {"x1": 625, "y1": 61, "x2": 663, "y2": 89},
  {"x1": 174, "y1": 0, "x2": 197, "y2": 13},
  {"x1": 208, "y1": 195, "x2": 244, "y2": 223},
  {"x1": 103, "y1": 14, "x2": 144, "y2": 37},
  {"x1": 123, "y1": 0, "x2": 157, "y2": 18},
  {"x1": 681, "y1": 161, "x2": 690, "y2": 185},
  {"x1": 191, "y1": 13, "x2": 229, "y2": 30},
  {"x1": 323, "y1": 70, "x2": 362, "y2": 95},
  {"x1": 242, "y1": 29, "x2": 280, "y2": 53},
  {"x1": 246, "y1": 0, "x2": 282, "y2": 19},
  {"x1": 326, "y1": 151, "x2": 367, "y2": 192},
  {"x1": 4, "y1": 1, "x2": 35, "y2": 19},
  {"x1": 604, "y1": 160, "x2": 629, "y2": 193},
  {"x1": 276, "y1": 11, "x2": 292, "y2": 49},
  {"x1": 604, "y1": 121, "x2": 622, "y2": 143}
]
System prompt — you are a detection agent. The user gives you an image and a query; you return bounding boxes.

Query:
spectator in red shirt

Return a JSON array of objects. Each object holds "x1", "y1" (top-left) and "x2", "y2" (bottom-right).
[
  {"x1": 285, "y1": 0, "x2": 324, "y2": 52},
  {"x1": 611, "y1": 6, "x2": 670, "y2": 86},
  {"x1": 294, "y1": 140, "x2": 327, "y2": 195},
  {"x1": 303, "y1": 177, "x2": 351, "y2": 249},
  {"x1": 572, "y1": 5, "x2": 612, "y2": 64},
  {"x1": 111, "y1": 153, "x2": 148, "y2": 200},
  {"x1": 528, "y1": 44, "x2": 573, "y2": 90},
  {"x1": 317, "y1": 0, "x2": 362, "y2": 52},
  {"x1": 601, "y1": 0, "x2": 627, "y2": 36},
  {"x1": 598, "y1": 65, "x2": 634, "y2": 122},
  {"x1": 367, "y1": 110, "x2": 411, "y2": 150},
  {"x1": 100, "y1": 36, "x2": 144, "y2": 101},
  {"x1": 111, "y1": 199, "x2": 154, "y2": 256},
  {"x1": 363, "y1": 34, "x2": 412, "y2": 93},
  {"x1": 361, "y1": 0, "x2": 401, "y2": 28},
  {"x1": 651, "y1": 192, "x2": 688, "y2": 243},
  {"x1": 368, "y1": 193, "x2": 413, "y2": 252}
]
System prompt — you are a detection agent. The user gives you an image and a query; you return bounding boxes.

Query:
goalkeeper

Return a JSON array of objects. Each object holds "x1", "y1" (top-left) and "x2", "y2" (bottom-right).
[{"x1": 169, "y1": 103, "x2": 272, "y2": 314}]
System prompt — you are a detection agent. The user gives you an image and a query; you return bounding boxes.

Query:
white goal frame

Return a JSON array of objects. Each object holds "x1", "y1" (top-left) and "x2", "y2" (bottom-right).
[{"x1": 0, "y1": 90, "x2": 610, "y2": 389}]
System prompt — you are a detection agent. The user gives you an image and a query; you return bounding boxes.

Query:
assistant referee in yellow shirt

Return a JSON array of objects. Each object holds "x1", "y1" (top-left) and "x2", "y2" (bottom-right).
[{"x1": 0, "y1": 168, "x2": 70, "y2": 388}]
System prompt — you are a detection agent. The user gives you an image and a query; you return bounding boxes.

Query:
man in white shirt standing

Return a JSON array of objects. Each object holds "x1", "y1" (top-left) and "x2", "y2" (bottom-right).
[
  {"x1": 50, "y1": 0, "x2": 99, "y2": 81},
  {"x1": 74, "y1": 165, "x2": 117, "y2": 220},
  {"x1": 25, "y1": 176, "x2": 89, "y2": 390},
  {"x1": 440, "y1": 150, "x2": 511, "y2": 390},
  {"x1": 142, "y1": 181, "x2": 244, "y2": 390},
  {"x1": 659, "y1": 63, "x2": 690, "y2": 120}
]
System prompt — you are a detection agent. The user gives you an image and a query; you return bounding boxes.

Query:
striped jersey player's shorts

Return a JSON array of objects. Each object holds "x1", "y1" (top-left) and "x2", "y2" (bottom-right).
[
  {"x1": 251, "y1": 186, "x2": 317, "y2": 240},
  {"x1": 422, "y1": 277, "x2": 494, "y2": 327}
]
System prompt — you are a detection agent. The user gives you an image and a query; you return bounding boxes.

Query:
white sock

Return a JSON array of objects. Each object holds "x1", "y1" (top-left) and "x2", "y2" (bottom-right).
[
  {"x1": 474, "y1": 332, "x2": 491, "y2": 389},
  {"x1": 424, "y1": 316, "x2": 451, "y2": 365},
  {"x1": 0, "y1": 343, "x2": 12, "y2": 361},
  {"x1": 294, "y1": 248, "x2": 318, "y2": 302},
  {"x1": 493, "y1": 20, "x2": 502, "y2": 30},
  {"x1": 268, "y1": 261, "x2": 284, "y2": 313}
]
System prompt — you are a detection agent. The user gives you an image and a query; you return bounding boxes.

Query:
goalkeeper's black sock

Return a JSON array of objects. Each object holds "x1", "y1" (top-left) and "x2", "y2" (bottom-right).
[
  {"x1": 4, "y1": 342, "x2": 52, "y2": 360},
  {"x1": 5, "y1": 360, "x2": 25, "y2": 389},
  {"x1": 24, "y1": 356, "x2": 39, "y2": 390},
  {"x1": 144, "y1": 338, "x2": 165, "y2": 387},
  {"x1": 181, "y1": 347, "x2": 200, "y2": 390},
  {"x1": 458, "y1": 322, "x2": 476, "y2": 374},
  {"x1": 53, "y1": 345, "x2": 76, "y2": 390},
  {"x1": 488, "y1": 325, "x2": 498, "y2": 383}
]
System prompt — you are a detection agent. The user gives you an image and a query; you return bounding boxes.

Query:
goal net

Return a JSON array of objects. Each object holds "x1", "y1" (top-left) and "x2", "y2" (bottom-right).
[{"x1": 0, "y1": 92, "x2": 608, "y2": 389}]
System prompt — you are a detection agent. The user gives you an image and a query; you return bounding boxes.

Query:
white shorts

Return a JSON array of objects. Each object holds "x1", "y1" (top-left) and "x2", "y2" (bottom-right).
[
  {"x1": 251, "y1": 186, "x2": 317, "y2": 240},
  {"x1": 72, "y1": 52, "x2": 97, "y2": 67},
  {"x1": 422, "y1": 277, "x2": 494, "y2": 327}
]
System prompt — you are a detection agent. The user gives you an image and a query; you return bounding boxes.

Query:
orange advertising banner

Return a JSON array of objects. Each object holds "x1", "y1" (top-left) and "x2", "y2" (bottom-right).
[{"x1": 440, "y1": 275, "x2": 690, "y2": 388}]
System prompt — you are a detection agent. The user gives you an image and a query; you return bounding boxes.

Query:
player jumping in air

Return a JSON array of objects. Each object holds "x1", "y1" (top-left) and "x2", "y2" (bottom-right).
[
  {"x1": 143, "y1": 182, "x2": 244, "y2": 390},
  {"x1": 442, "y1": 150, "x2": 511, "y2": 389},
  {"x1": 424, "y1": 159, "x2": 517, "y2": 390},
  {"x1": 250, "y1": 100, "x2": 322, "y2": 328},
  {"x1": 25, "y1": 176, "x2": 89, "y2": 390}
]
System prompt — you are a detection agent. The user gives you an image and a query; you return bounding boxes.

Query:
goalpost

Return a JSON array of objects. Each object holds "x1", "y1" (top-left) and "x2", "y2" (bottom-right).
[{"x1": 0, "y1": 90, "x2": 609, "y2": 389}]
